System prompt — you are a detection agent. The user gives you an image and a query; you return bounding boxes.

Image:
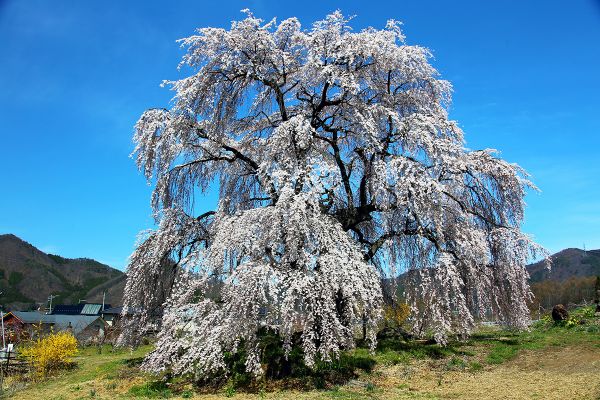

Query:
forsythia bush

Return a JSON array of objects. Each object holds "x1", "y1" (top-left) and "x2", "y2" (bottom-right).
[
  {"x1": 383, "y1": 303, "x2": 411, "y2": 327},
  {"x1": 21, "y1": 331, "x2": 78, "y2": 377}
]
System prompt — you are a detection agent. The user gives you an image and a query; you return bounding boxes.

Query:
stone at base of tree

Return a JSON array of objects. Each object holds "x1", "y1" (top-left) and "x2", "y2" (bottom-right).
[{"x1": 552, "y1": 304, "x2": 569, "y2": 321}]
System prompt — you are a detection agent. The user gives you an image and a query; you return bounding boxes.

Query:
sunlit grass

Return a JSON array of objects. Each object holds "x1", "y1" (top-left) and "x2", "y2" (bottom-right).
[{"x1": 4, "y1": 307, "x2": 599, "y2": 399}]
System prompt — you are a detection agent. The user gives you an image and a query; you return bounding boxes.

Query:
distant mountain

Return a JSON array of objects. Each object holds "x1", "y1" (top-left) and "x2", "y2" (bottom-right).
[
  {"x1": 527, "y1": 248, "x2": 600, "y2": 283},
  {"x1": 2, "y1": 232, "x2": 597, "y2": 312},
  {"x1": 0, "y1": 234, "x2": 125, "y2": 311}
]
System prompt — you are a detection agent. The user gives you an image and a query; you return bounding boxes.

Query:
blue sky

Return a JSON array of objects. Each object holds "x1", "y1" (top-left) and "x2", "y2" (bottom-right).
[{"x1": 1, "y1": 0, "x2": 599, "y2": 270}]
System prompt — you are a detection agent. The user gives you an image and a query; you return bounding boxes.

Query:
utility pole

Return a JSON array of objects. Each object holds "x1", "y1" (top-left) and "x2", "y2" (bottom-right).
[
  {"x1": 47, "y1": 294, "x2": 59, "y2": 314},
  {"x1": 0, "y1": 291, "x2": 4, "y2": 350}
]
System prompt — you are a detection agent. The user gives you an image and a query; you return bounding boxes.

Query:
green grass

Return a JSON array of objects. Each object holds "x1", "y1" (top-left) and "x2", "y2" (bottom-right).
[
  {"x1": 469, "y1": 361, "x2": 483, "y2": 372},
  {"x1": 345, "y1": 308, "x2": 600, "y2": 372},
  {"x1": 128, "y1": 381, "x2": 172, "y2": 398},
  {"x1": 5, "y1": 307, "x2": 599, "y2": 399},
  {"x1": 486, "y1": 343, "x2": 519, "y2": 364},
  {"x1": 376, "y1": 349, "x2": 412, "y2": 365},
  {"x1": 70, "y1": 347, "x2": 142, "y2": 382},
  {"x1": 2, "y1": 344, "x2": 152, "y2": 399},
  {"x1": 471, "y1": 306, "x2": 600, "y2": 365},
  {"x1": 445, "y1": 356, "x2": 467, "y2": 370},
  {"x1": 376, "y1": 338, "x2": 465, "y2": 360}
]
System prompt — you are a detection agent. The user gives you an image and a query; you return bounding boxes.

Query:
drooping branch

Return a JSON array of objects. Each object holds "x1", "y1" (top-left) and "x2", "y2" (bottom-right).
[{"x1": 123, "y1": 10, "x2": 544, "y2": 378}]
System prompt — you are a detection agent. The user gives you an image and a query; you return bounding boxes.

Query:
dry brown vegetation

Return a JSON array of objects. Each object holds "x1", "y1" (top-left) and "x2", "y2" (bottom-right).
[{"x1": 530, "y1": 276, "x2": 598, "y2": 311}]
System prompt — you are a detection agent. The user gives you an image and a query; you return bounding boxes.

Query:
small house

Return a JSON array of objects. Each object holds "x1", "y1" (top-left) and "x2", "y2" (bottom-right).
[
  {"x1": 1, "y1": 311, "x2": 55, "y2": 342},
  {"x1": 101, "y1": 306, "x2": 123, "y2": 326},
  {"x1": 2, "y1": 311, "x2": 107, "y2": 343},
  {"x1": 51, "y1": 315, "x2": 107, "y2": 343}
]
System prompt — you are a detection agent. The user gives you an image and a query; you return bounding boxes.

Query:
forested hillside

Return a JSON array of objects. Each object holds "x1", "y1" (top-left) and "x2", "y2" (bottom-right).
[
  {"x1": 0, "y1": 234, "x2": 125, "y2": 310},
  {"x1": 1, "y1": 233, "x2": 598, "y2": 313},
  {"x1": 527, "y1": 248, "x2": 600, "y2": 310}
]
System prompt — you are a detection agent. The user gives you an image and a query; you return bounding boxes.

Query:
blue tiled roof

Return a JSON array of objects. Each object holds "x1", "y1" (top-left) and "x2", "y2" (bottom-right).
[
  {"x1": 51, "y1": 303, "x2": 109, "y2": 316},
  {"x1": 51, "y1": 304, "x2": 84, "y2": 315}
]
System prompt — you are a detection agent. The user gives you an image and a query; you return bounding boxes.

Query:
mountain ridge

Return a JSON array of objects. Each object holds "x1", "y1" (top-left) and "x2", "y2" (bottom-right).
[
  {"x1": 0, "y1": 234, "x2": 125, "y2": 311},
  {"x1": 2, "y1": 233, "x2": 599, "y2": 312},
  {"x1": 526, "y1": 247, "x2": 600, "y2": 283}
]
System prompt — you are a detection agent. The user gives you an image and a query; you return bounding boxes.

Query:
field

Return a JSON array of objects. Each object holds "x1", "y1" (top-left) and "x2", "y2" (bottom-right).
[{"x1": 3, "y1": 309, "x2": 600, "y2": 400}]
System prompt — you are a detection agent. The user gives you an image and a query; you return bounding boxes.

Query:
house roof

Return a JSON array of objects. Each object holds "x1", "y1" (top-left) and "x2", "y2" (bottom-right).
[
  {"x1": 101, "y1": 306, "x2": 122, "y2": 315},
  {"x1": 51, "y1": 315, "x2": 104, "y2": 335},
  {"x1": 51, "y1": 303, "x2": 110, "y2": 316},
  {"x1": 80, "y1": 304, "x2": 103, "y2": 315},
  {"x1": 6, "y1": 311, "x2": 54, "y2": 324},
  {"x1": 51, "y1": 304, "x2": 84, "y2": 315},
  {"x1": 2, "y1": 312, "x2": 104, "y2": 336}
]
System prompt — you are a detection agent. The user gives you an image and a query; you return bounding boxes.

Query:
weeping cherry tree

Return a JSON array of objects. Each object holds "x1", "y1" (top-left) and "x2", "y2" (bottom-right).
[{"x1": 119, "y1": 10, "x2": 544, "y2": 377}]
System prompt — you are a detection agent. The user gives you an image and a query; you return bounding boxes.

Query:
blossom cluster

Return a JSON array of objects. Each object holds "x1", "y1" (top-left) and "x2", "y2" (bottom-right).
[{"x1": 121, "y1": 10, "x2": 543, "y2": 377}]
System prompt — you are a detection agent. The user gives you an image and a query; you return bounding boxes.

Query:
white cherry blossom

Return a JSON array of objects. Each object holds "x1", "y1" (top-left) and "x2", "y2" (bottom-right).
[{"x1": 120, "y1": 10, "x2": 544, "y2": 376}]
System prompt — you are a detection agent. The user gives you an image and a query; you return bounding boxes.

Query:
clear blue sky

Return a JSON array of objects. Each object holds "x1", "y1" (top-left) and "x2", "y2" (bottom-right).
[{"x1": 1, "y1": 0, "x2": 599, "y2": 270}]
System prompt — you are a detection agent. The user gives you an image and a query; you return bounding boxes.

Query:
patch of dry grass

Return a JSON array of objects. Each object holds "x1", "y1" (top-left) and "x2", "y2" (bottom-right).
[{"x1": 377, "y1": 344, "x2": 600, "y2": 400}]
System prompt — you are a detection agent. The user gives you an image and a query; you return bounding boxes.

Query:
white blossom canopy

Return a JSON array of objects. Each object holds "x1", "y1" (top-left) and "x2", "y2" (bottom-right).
[{"x1": 120, "y1": 10, "x2": 544, "y2": 376}]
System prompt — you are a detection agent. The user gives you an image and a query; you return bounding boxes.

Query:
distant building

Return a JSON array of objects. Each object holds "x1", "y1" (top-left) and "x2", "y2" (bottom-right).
[
  {"x1": 50, "y1": 304, "x2": 85, "y2": 315},
  {"x1": 2, "y1": 311, "x2": 54, "y2": 342},
  {"x1": 51, "y1": 303, "x2": 111, "y2": 316},
  {"x1": 52, "y1": 314, "x2": 106, "y2": 343},
  {"x1": 80, "y1": 303, "x2": 106, "y2": 315},
  {"x1": 2, "y1": 311, "x2": 107, "y2": 343},
  {"x1": 101, "y1": 306, "x2": 123, "y2": 326}
]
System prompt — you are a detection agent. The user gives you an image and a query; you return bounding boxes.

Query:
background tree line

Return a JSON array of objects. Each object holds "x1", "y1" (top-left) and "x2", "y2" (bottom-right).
[{"x1": 530, "y1": 276, "x2": 599, "y2": 311}]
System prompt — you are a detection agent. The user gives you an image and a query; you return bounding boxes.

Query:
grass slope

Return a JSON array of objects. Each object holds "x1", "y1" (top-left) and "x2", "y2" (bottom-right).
[{"x1": 4, "y1": 308, "x2": 600, "y2": 400}]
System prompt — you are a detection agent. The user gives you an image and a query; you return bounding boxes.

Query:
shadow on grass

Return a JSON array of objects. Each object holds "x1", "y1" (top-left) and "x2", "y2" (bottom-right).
[
  {"x1": 122, "y1": 356, "x2": 145, "y2": 368},
  {"x1": 129, "y1": 380, "x2": 173, "y2": 398},
  {"x1": 377, "y1": 338, "x2": 471, "y2": 359}
]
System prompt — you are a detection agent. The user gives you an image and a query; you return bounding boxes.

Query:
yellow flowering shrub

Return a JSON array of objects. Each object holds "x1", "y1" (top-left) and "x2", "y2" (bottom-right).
[
  {"x1": 383, "y1": 302, "x2": 411, "y2": 327},
  {"x1": 20, "y1": 331, "x2": 78, "y2": 377}
]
